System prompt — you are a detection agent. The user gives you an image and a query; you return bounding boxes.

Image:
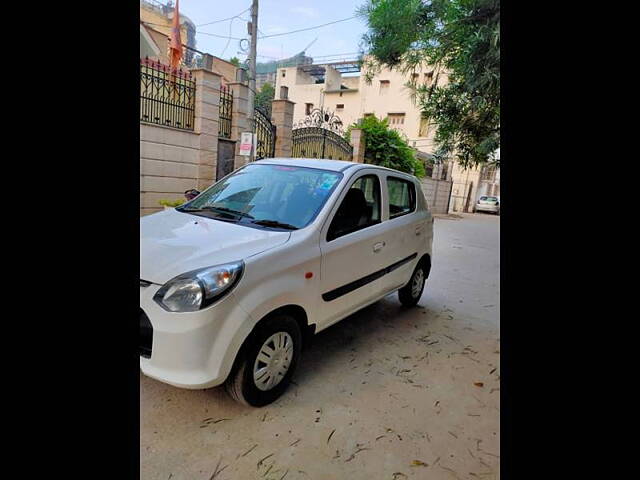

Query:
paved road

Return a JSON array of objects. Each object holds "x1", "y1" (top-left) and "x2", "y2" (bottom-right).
[{"x1": 141, "y1": 213, "x2": 500, "y2": 480}]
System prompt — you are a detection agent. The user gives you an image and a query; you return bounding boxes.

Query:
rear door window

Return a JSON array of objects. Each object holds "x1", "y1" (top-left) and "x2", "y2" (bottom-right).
[{"x1": 387, "y1": 177, "x2": 416, "y2": 218}]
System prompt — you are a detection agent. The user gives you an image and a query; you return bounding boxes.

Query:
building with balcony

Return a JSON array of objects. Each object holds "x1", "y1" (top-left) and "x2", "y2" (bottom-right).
[{"x1": 275, "y1": 59, "x2": 445, "y2": 162}]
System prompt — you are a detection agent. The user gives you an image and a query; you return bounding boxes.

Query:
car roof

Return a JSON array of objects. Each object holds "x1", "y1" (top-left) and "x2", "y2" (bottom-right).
[
  {"x1": 253, "y1": 157, "x2": 416, "y2": 178},
  {"x1": 254, "y1": 157, "x2": 359, "y2": 172}
]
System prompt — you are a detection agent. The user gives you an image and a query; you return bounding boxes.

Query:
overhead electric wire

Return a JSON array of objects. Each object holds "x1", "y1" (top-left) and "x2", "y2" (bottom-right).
[
  {"x1": 219, "y1": 16, "x2": 239, "y2": 57},
  {"x1": 195, "y1": 7, "x2": 251, "y2": 27},
  {"x1": 257, "y1": 16, "x2": 358, "y2": 39},
  {"x1": 197, "y1": 31, "x2": 244, "y2": 40},
  {"x1": 161, "y1": 12, "x2": 358, "y2": 60}
]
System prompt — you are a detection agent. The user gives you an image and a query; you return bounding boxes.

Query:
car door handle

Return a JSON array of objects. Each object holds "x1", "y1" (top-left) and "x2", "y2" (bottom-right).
[
  {"x1": 373, "y1": 242, "x2": 385, "y2": 252},
  {"x1": 415, "y1": 225, "x2": 422, "y2": 236}
]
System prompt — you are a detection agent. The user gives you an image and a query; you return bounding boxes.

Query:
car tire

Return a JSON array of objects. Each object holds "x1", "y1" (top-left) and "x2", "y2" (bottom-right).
[
  {"x1": 225, "y1": 314, "x2": 302, "y2": 407},
  {"x1": 398, "y1": 262, "x2": 427, "y2": 307}
]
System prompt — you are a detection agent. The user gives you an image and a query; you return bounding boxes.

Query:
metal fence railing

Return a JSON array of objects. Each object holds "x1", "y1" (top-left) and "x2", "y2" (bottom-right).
[
  {"x1": 254, "y1": 107, "x2": 276, "y2": 159},
  {"x1": 218, "y1": 85, "x2": 233, "y2": 139},
  {"x1": 140, "y1": 0, "x2": 170, "y2": 16},
  {"x1": 140, "y1": 57, "x2": 196, "y2": 131},
  {"x1": 182, "y1": 45, "x2": 207, "y2": 70}
]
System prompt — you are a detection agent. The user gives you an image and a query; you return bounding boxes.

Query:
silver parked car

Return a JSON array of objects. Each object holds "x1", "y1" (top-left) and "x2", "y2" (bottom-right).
[{"x1": 474, "y1": 195, "x2": 500, "y2": 215}]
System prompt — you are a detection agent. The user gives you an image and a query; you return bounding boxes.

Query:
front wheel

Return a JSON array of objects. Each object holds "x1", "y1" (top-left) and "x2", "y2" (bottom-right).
[
  {"x1": 225, "y1": 315, "x2": 301, "y2": 407},
  {"x1": 398, "y1": 262, "x2": 427, "y2": 307}
]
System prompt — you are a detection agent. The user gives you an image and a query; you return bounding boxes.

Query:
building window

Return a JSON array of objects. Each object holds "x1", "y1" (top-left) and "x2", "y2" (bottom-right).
[
  {"x1": 281, "y1": 70, "x2": 286, "y2": 78},
  {"x1": 419, "y1": 117, "x2": 429, "y2": 136},
  {"x1": 379, "y1": 80, "x2": 390, "y2": 95},
  {"x1": 481, "y1": 165, "x2": 498, "y2": 182},
  {"x1": 305, "y1": 103, "x2": 314, "y2": 115},
  {"x1": 441, "y1": 161, "x2": 449, "y2": 181},
  {"x1": 388, "y1": 113, "x2": 405, "y2": 126},
  {"x1": 363, "y1": 112, "x2": 374, "y2": 119},
  {"x1": 336, "y1": 104, "x2": 344, "y2": 111},
  {"x1": 424, "y1": 71, "x2": 434, "y2": 85},
  {"x1": 411, "y1": 73, "x2": 419, "y2": 84}
]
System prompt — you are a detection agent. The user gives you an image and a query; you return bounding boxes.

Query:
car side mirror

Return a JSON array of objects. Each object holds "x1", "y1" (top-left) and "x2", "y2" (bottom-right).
[{"x1": 184, "y1": 189, "x2": 200, "y2": 200}]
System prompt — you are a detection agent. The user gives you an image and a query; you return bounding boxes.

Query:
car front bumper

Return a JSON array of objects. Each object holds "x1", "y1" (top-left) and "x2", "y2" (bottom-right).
[{"x1": 139, "y1": 283, "x2": 252, "y2": 389}]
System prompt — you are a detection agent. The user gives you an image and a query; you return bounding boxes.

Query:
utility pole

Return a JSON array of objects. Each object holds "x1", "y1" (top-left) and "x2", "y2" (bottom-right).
[{"x1": 247, "y1": 0, "x2": 258, "y2": 162}]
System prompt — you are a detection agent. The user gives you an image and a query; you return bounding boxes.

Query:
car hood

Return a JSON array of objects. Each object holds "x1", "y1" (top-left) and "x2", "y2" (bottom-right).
[{"x1": 140, "y1": 209, "x2": 291, "y2": 284}]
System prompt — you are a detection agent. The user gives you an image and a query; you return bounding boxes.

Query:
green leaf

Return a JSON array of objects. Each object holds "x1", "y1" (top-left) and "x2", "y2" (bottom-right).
[{"x1": 359, "y1": 0, "x2": 500, "y2": 168}]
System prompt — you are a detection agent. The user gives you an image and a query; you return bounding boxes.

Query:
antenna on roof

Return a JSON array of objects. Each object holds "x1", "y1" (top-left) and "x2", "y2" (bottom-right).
[{"x1": 302, "y1": 37, "x2": 318, "y2": 54}]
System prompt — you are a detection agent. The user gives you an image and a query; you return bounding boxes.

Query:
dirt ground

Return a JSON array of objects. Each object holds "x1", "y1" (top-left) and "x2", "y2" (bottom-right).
[{"x1": 140, "y1": 213, "x2": 500, "y2": 480}]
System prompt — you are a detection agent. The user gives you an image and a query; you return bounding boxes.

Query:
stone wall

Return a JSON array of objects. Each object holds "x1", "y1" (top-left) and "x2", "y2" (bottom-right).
[
  {"x1": 140, "y1": 124, "x2": 201, "y2": 216},
  {"x1": 140, "y1": 69, "x2": 222, "y2": 216}
]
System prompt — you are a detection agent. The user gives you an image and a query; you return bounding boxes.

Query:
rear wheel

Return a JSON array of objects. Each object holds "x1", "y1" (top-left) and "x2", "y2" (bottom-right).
[
  {"x1": 225, "y1": 315, "x2": 302, "y2": 407},
  {"x1": 398, "y1": 262, "x2": 427, "y2": 307}
]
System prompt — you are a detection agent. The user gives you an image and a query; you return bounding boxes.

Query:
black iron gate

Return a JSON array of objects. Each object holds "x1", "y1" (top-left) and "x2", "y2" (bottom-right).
[
  {"x1": 216, "y1": 139, "x2": 236, "y2": 180},
  {"x1": 254, "y1": 107, "x2": 276, "y2": 159},
  {"x1": 291, "y1": 108, "x2": 353, "y2": 161}
]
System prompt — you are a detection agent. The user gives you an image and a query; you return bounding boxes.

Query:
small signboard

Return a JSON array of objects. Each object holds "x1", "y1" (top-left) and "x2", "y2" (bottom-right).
[{"x1": 239, "y1": 132, "x2": 253, "y2": 156}]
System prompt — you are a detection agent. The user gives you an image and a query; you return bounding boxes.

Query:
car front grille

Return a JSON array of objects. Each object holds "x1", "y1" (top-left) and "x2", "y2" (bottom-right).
[{"x1": 140, "y1": 308, "x2": 153, "y2": 358}]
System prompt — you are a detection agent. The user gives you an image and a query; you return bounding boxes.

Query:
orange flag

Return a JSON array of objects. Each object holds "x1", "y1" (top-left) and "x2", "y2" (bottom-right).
[{"x1": 168, "y1": 0, "x2": 183, "y2": 71}]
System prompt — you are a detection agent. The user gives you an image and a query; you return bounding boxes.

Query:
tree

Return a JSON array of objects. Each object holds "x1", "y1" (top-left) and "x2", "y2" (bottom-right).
[
  {"x1": 346, "y1": 115, "x2": 426, "y2": 177},
  {"x1": 255, "y1": 83, "x2": 275, "y2": 117},
  {"x1": 229, "y1": 56, "x2": 241, "y2": 67},
  {"x1": 359, "y1": 0, "x2": 500, "y2": 168}
]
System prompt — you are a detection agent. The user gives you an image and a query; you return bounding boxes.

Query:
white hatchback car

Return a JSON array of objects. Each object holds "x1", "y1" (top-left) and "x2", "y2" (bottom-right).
[
  {"x1": 140, "y1": 158, "x2": 433, "y2": 406},
  {"x1": 474, "y1": 195, "x2": 500, "y2": 214}
]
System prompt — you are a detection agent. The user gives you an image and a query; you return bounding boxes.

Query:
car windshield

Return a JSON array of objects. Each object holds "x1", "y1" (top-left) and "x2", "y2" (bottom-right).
[
  {"x1": 481, "y1": 196, "x2": 498, "y2": 202},
  {"x1": 178, "y1": 164, "x2": 343, "y2": 229}
]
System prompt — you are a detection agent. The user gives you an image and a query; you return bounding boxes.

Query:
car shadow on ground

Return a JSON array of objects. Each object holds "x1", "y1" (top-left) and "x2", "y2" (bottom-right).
[
  {"x1": 287, "y1": 295, "x2": 437, "y2": 393},
  {"x1": 188, "y1": 295, "x2": 439, "y2": 408}
]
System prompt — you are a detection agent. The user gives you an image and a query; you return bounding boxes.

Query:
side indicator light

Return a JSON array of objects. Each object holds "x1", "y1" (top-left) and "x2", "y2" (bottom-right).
[{"x1": 305, "y1": 272, "x2": 313, "y2": 279}]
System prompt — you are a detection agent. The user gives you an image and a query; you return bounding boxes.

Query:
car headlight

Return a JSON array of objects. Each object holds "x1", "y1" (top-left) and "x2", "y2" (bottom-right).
[{"x1": 153, "y1": 261, "x2": 244, "y2": 312}]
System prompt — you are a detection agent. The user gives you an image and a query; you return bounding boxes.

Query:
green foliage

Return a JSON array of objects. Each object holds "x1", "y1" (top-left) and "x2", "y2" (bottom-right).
[
  {"x1": 359, "y1": 0, "x2": 500, "y2": 168},
  {"x1": 158, "y1": 198, "x2": 184, "y2": 207},
  {"x1": 346, "y1": 116, "x2": 426, "y2": 177},
  {"x1": 229, "y1": 56, "x2": 241, "y2": 67},
  {"x1": 255, "y1": 83, "x2": 275, "y2": 117}
]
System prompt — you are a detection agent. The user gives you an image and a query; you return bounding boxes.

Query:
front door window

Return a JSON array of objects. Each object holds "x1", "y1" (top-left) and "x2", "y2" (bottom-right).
[{"x1": 327, "y1": 175, "x2": 381, "y2": 241}]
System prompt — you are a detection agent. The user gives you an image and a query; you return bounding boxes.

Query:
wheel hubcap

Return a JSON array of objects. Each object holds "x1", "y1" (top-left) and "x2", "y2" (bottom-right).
[
  {"x1": 253, "y1": 332, "x2": 294, "y2": 391},
  {"x1": 411, "y1": 269, "x2": 425, "y2": 298}
]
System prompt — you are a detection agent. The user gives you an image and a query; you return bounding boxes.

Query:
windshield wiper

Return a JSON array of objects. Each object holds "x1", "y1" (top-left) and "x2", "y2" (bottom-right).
[
  {"x1": 177, "y1": 205, "x2": 253, "y2": 219},
  {"x1": 251, "y1": 219, "x2": 299, "y2": 230},
  {"x1": 205, "y1": 206, "x2": 254, "y2": 218}
]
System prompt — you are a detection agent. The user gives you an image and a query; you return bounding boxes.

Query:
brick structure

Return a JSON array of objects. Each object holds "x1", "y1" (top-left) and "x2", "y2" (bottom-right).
[{"x1": 271, "y1": 99, "x2": 295, "y2": 158}]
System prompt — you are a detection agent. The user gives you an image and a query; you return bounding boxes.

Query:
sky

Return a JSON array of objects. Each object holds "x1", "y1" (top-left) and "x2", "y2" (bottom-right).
[{"x1": 177, "y1": 0, "x2": 367, "y2": 63}]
